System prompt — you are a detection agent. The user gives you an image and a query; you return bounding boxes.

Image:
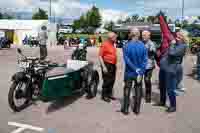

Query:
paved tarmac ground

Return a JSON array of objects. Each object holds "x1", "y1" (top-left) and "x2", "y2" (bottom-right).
[{"x1": 0, "y1": 46, "x2": 200, "y2": 133}]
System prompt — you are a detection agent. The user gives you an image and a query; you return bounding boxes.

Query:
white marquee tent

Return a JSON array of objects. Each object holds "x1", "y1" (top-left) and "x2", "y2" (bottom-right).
[{"x1": 0, "y1": 20, "x2": 48, "y2": 45}]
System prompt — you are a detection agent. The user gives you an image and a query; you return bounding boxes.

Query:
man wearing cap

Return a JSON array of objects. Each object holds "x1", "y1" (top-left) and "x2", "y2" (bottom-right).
[
  {"x1": 99, "y1": 32, "x2": 117, "y2": 103},
  {"x1": 142, "y1": 30, "x2": 157, "y2": 103},
  {"x1": 121, "y1": 28, "x2": 147, "y2": 115}
]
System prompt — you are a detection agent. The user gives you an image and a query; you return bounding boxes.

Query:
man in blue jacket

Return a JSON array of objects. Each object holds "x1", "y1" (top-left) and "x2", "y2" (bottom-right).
[{"x1": 121, "y1": 28, "x2": 148, "y2": 115}]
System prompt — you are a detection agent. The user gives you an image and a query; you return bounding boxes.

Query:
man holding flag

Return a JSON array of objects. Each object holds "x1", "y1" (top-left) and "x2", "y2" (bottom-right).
[
  {"x1": 155, "y1": 11, "x2": 175, "y2": 107},
  {"x1": 156, "y1": 12, "x2": 188, "y2": 112}
]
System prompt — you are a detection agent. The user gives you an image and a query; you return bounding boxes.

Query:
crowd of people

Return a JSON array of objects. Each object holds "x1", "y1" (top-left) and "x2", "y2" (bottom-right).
[
  {"x1": 36, "y1": 18, "x2": 198, "y2": 116},
  {"x1": 99, "y1": 27, "x2": 189, "y2": 115},
  {"x1": 58, "y1": 34, "x2": 103, "y2": 47}
]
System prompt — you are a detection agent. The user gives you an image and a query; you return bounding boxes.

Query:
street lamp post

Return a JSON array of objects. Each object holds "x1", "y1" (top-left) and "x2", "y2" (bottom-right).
[
  {"x1": 49, "y1": 0, "x2": 52, "y2": 23},
  {"x1": 181, "y1": 0, "x2": 184, "y2": 27}
]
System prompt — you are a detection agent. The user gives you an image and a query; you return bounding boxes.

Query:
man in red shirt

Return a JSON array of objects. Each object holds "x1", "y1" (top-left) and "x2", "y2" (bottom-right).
[{"x1": 99, "y1": 32, "x2": 117, "y2": 102}]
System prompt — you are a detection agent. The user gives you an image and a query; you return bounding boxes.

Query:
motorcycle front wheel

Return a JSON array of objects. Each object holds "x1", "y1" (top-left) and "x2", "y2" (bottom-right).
[{"x1": 8, "y1": 81, "x2": 31, "y2": 112}]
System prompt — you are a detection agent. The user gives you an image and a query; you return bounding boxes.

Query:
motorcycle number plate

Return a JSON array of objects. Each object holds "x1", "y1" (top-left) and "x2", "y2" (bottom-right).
[{"x1": 19, "y1": 62, "x2": 29, "y2": 68}]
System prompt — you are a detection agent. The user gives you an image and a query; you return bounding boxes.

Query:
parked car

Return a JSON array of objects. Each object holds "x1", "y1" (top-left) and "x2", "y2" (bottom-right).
[
  {"x1": 58, "y1": 25, "x2": 73, "y2": 34},
  {"x1": 75, "y1": 29, "x2": 84, "y2": 34}
]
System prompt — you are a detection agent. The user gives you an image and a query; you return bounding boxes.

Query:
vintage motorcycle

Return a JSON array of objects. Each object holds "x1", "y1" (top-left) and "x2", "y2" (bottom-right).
[{"x1": 8, "y1": 48, "x2": 99, "y2": 112}]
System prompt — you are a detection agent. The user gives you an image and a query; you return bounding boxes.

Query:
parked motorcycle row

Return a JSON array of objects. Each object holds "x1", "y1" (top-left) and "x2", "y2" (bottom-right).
[
  {"x1": 0, "y1": 37, "x2": 11, "y2": 49},
  {"x1": 23, "y1": 36, "x2": 40, "y2": 47}
]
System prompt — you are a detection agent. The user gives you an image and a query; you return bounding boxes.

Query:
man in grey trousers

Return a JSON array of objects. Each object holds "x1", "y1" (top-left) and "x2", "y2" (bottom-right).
[
  {"x1": 39, "y1": 26, "x2": 48, "y2": 60},
  {"x1": 142, "y1": 30, "x2": 157, "y2": 103}
]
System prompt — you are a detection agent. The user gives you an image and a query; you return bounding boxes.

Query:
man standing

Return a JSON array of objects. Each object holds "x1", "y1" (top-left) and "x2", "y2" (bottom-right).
[
  {"x1": 99, "y1": 32, "x2": 117, "y2": 103},
  {"x1": 142, "y1": 30, "x2": 156, "y2": 103},
  {"x1": 121, "y1": 28, "x2": 147, "y2": 115},
  {"x1": 38, "y1": 26, "x2": 48, "y2": 60}
]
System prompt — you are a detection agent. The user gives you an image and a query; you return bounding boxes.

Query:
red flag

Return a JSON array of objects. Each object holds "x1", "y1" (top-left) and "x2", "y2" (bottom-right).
[{"x1": 156, "y1": 14, "x2": 175, "y2": 66}]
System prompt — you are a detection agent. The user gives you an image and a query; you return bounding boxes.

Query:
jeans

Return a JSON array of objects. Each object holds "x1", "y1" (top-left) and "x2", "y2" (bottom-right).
[
  {"x1": 166, "y1": 72, "x2": 177, "y2": 108},
  {"x1": 159, "y1": 68, "x2": 177, "y2": 108},
  {"x1": 176, "y1": 66, "x2": 183, "y2": 90},
  {"x1": 159, "y1": 69, "x2": 167, "y2": 105}
]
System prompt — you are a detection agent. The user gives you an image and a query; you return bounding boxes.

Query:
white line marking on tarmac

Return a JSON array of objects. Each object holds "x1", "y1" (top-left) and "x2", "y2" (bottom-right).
[
  {"x1": 8, "y1": 122, "x2": 44, "y2": 133},
  {"x1": 10, "y1": 127, "x2": 26, "y2": 133}
]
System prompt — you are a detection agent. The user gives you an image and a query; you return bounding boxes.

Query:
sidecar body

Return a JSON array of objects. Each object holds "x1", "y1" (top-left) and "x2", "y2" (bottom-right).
[{"x1": 41, "y1": 60, "x2": 99, "y2": 101}]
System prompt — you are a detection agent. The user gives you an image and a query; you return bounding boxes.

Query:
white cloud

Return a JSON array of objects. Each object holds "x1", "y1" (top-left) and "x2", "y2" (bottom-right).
[
  {"x1": 0, "y1": 0, "x2": 199, "y2": 22},
  {"x1": 0, "y1": 0, "x2": 129, "y2": 23},
  {"x1": 100, "y1": 9, "x2": 129, "y2": 22}
]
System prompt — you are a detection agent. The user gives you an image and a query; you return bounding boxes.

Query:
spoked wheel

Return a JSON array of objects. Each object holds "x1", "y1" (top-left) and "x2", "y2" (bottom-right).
[
  {"x1": 86, "y1": 70, "x2": 99, "y2": 99},
  {"x1": 8, "y1": 81, "x2": 30, "y2": 112}
]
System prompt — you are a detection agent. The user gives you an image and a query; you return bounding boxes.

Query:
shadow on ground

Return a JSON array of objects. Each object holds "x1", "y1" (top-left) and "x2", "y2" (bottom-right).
[
  {"x1": 186, "y1": 67, "x2": 200, "y2": 81},
  {"x1": 115, "y1": 91, "x2": 160, "y2": 107},
  {"x1": 46, "y1": 93, "x2": 83, "y2": 114}
]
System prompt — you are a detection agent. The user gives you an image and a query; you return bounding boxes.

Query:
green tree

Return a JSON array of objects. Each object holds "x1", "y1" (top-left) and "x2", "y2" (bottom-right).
[
  {"x1": 175, "y1": 19, "x2": 181, "y2": 27},
  {"x1": 138, "y1": 17, "x2": 145, "y2": 22},
  {"x1": 0, "y1": 13, "x2": 15, "y2": 19},
  {"x1": 147, "y1": 16, "x2": 156, "y2": 23},
  {"x1": 72, "y1": 19, "x2": 81, "y2": 30},
  {"x1": 104, "y1": 21, "x2": 115, "y2": 31},
  {"x1": 72, "y1": 6, "x2": 102, "y2": 33},
  {"x1": 182, "y1": 20, "x2": 189, "y2": 28},
  {"x1": 198, "y1": 16, "x2": 200, "y2": 20},
  {"x1": 168, "y1": 18, "x2": 173, "y2": 24},
  {"x1": 156, "y1": 10, "x2": 168, "y2": 23},
  {"x1": 6, "y1": 14, "x2": 14, "y2": 19},
  {"x1": 87, "y1": 6, "x2": 102, "y2": 29},
  {"x1": 0, "y1": 12, "x2": 3, "y2": 19},
  {"x1": 32, "y1": 8, "x2": 48, "y2": 20},
  {"x1": 131, "y1": 14, "x2": 139, "y2": 22},
  {"x1": 124, "y1": 17, "x2": 131, "y2": 23}
]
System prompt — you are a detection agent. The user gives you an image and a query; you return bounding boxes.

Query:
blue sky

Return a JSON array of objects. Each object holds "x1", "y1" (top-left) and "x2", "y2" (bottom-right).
[
  {"x1": 79, "y1": 0, "x2": 146, "y2": 15},
  {"x1": 80, "y1": 0, "x2": 124, "y2": 10},
  {"x1": 0, "y1": 0, "x2": 200, "y2": 22}
]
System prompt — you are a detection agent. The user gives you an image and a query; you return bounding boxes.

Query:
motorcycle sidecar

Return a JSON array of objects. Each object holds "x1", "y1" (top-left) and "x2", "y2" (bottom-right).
[{"x1": 41, "y1": 60, "x2": 99, "y2": 101}]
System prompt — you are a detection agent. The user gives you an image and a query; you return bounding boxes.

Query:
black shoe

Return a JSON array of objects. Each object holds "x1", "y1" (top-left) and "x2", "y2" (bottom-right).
[
  {"x1": 101, "y1": 97, "x2": 111, "y2": 103},
  {"x1": 108, "y1": 96, "x2": 117, "y2": 101},
  {"x1": 121, "y1": 108, "x2": 129, "y2": 115},
  {"x1": 145, "y1": 97, "x2": 151, "y2": 103},
  {"x1": 166, "y1": 107, "x2": 176, "y2": 113},
  {"x1": 134, "y1": 110, "x2": 140, "y2": 115},
  {"x1": 153, "y1": 102, "x2": 165, "y2": 107},
  {"x1": 86, "y1": 95, "x2": 93, "y2": 99},
  {"x1": 132, "y1": 107, "x2": 140, "y2": 115}
]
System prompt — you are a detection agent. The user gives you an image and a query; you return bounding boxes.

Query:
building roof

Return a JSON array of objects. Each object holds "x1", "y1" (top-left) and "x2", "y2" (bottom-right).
[
  {"x1": 114, "y1": 23, "x2": 176, "y2": 32},
  {"x1": 0, "y1": 20, "x2": 48, "y2": 30}
]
